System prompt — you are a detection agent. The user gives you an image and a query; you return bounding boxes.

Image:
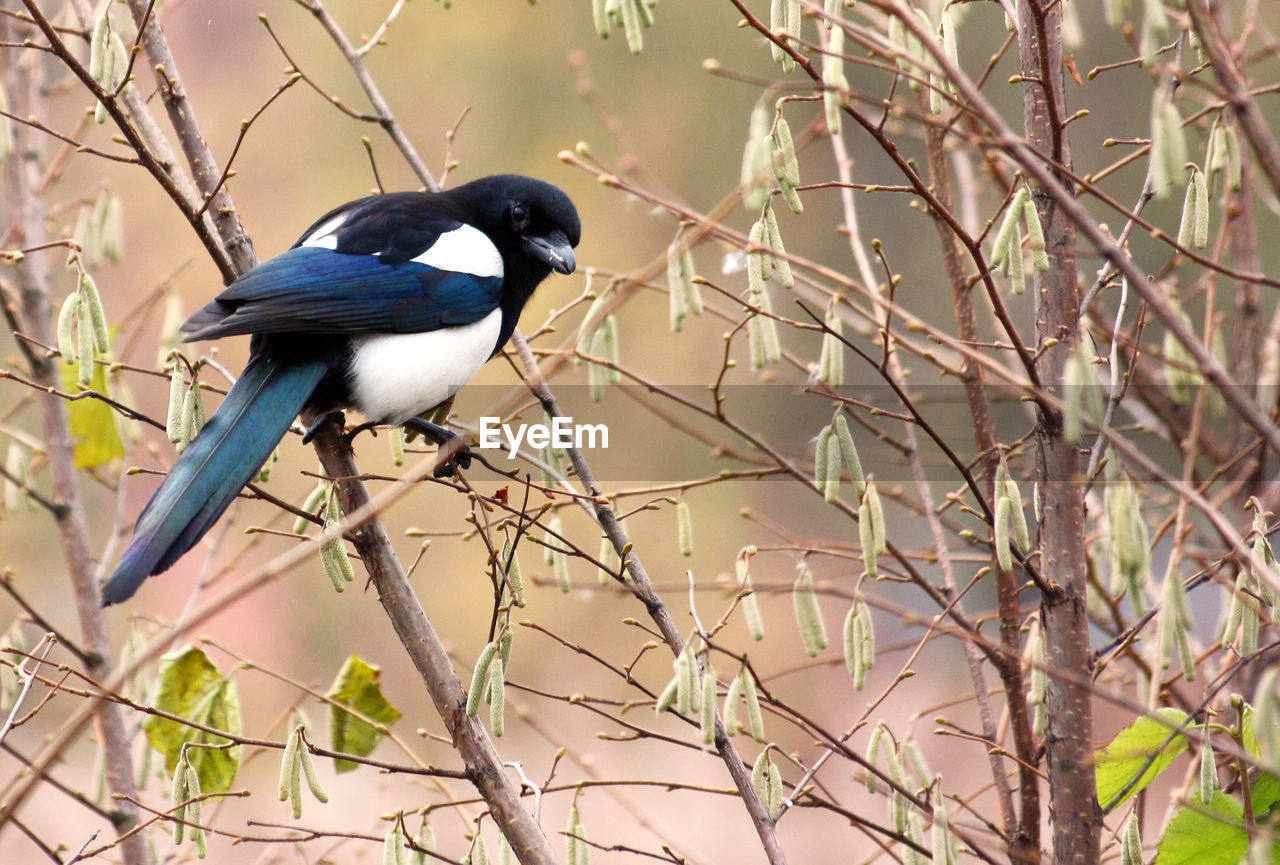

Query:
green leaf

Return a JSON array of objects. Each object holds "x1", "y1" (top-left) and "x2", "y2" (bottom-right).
[
  {"x1": 1096, "y1": 707, "x2": 1190, "y2": 809},
  {"x1": 1154, "y1": 791, "x2": 1247, "y2": 865},
  {"x1": 326, "y1": 656, "x2": 402, "y2": 773},
  {"x1": 60, "y1": 359, "x2": 124, "y2": 469},
  {"x1": 143, "y1": 646, "x2": 241, "y2": 794},
  {"x1": 1249, "y1": 772, "x2": 1280, "y2": 816}
]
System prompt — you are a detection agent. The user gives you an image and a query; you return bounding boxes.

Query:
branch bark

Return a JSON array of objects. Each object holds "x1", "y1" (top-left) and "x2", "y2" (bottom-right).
[
  {"x1": 1016, "y1": 2, "x2": 1099, "y2": 864},
  {"x1": 310, "y1": 425, "x2": 560, "y2": 865}
]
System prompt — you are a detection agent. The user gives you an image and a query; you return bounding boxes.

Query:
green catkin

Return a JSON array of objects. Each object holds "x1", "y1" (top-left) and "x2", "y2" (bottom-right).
[
  {"x1": 843, "y1": 602, "x2": 860, "y2": 677},
  {"x1": 278, "y1": 726, "x2": 301, "y2": 804},
  {"x1": 166, "y1": 364, "x2": 185, "y2": 442},
  {"x1": 79, "y1": 272, "x2": 110, "y2": 353},
  {"x1": 741, "y1": 582, "x2": 766, "y2": 641},
  {"x1": 668, "y1": 242, "x2": 690, "y2": 332},
  {"x1": 1007, "y1": 222, "x2": 1026, "y2": 295},
  {"x1": 823, "y1": 24, "x2": 845, "y2": 134},
  {"x1": 1200, "y1": 726, "x2": 1216, "y2": 801},
  {"x1": 170, "y1": 761, "x2": 189, "y2": 844},
  {"x1": 89, "y1": 10, "x2": 109, "y2": 84},
  {"x1": 1223, "y1": 124, "x2": 1242, "y2": 191},
  {"x1": 1192, "y1": 167, "x2": 1209, "y2": 249},
  {"x1": 183, "y1": 760, "x2": 205, "y2": 856},
  {"x1": 77, "y1": 304, "x2": 95, "y2": 386},
  {"x1": 97, "y1": 192, "x2": 123, "y2": 264},
  {"x1": 1139, "y1": 0, "x2": 1167, "y2": 66},
  {"x1": 865, "y1": 723, "x2": 886, "y2": 793},
  {"x1": 700, "y1": 668, "x2": 717, "y2": 745},
  {"x1": 723, "y1": 668, "x2": 743, "y2": 734},
  {"x1": 673, "y1": 648, "x2": 693, "y2": 715},
  {"x1": 601, "y1": 315, "x2": 620, "y2": 383},
  {"x1": 1221, "y1": 568, "x2": 1247, "y2": 648},
  {"x1": 793, "y1": 566, "x2": 829, "y2": 656},
  {"x1": 488, "y1": 658, "x2": 505, "y2": 736},
  {"x1": 598, "y1": 534, "x2": 618, "y2": 584},
  {"x1": 466, "y1": 641, "x2": 500, "y2": 716},
  {"x1": 1178, "y1": 169, "x2": 1200, "y2": 248},
  {"x1": 932, "y1": 782, "x2": 955, "y2": 865},
  {"x1": 860, "y1": 498, "x2": 878, "y2": 577},
  {"x1": 0, "y1": 87, "x2": 11, "y2": 161},
  {"x1": 864, "y1": 482, "x2": 886, "y2": 556},
  {"x1": 676, "y1": 500, "x2": 694, "y2": 556},
  {"x1": 500, "y1": 537, "x2": 525, "y2": 607},
  {"x1": 499, "y1": 628, "x2": 513, "y2": 670},
  {"x1": 3, "y1": 443, "x2": 24, "y2": 513},
  {"x1": 763, "y1": 205, "x2": 793, "y2": 288},
  {"x1": 751, "y1": 749, "x2": 771, "y2": 806},
  {"x1": 187, "y1": 383, "x2": 205, "y2": 438},
  {"x1": 298, "y1": 734, "x2": 327, "y2": 804},
  {"x1": 322, "y1": 494, "x2": 355, "y2": 587},
  {"x1": 989, "y1": 188, "x2": 1028, "y2": 275},
  {"x1": 1021, "y1": 195, "x2": 1050, "y2": 271},
  {"x1": 815, "y1": 423, "x2": 833, "y2": 498},
  {"x1": 57, "y1": 293, "x2": 80, "y2": 365},
  {"x1": 294, "y1": 481, "x2": 329, "y2": 535},
  {"x1": 384, "y1": 822, "x2": 407, "y2": 865},
  {"x1": 748, "y1": 218, "x2": 770, "y2": 287},
  {"x1": 566, "y1": 802, "x2": 583, "y2": 865},
  {"x1": 389, "y1": 426, "x2": 406, "y2": 466},
  {"x1": 742, "y1": 104, "x2": 773, "y2": 211},
  {"x1": 1005, "y1": 475, "x2": 1031, "y2": 554},
  {"x1": 767, "y1": 756, "x2": 784, "y2": 819},
  {"x1": 818, "y1": 306, "x2": 844, "y2": 387},
  {"x1": 655, "y1": 675, "x2": 679, "y2": 714},
  {"x1": 1122, "y1": 812, "x2": 1142, "y2": 865},
  {"x1": 320, "y1": 538, "x2": 349, "y2": 592},
  {"x1": 592, "y1": 0, "x2": 609, "y2": 37},
  {"x1": 834, "y1": 413, "x2": 865, "y2": 496},
  {"x1": 619, "y1": 0, "x2": 642, "y2": 53},
  {"x1": 821, "y1": 426, "x2": 841, "y2": 503},
  {"x1": 773, "y1": 117, "x2": 800, "y2": 188},
  {"x1": 74, "y1": 203, "x2": 97, "y2": 268},
  {"x1": 994, "y1": 495, "x2": 1013, "y2": 572},
  {"x1": 741, "y1": 667, "x2": 766, "y2": 741}
]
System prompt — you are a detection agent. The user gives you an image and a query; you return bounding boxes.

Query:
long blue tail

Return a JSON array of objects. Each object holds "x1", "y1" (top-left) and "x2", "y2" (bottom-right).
[{"x1": 102, "y1": 352, "x2": 327, "y2": 606}]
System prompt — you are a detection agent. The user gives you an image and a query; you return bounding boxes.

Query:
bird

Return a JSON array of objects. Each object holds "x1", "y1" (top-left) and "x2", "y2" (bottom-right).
[{"x1": 101, "y1": 174, "x2": 580, "y2": 606}]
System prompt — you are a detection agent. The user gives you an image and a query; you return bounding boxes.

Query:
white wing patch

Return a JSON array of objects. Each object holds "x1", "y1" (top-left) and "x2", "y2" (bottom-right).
[
  {"x1": 411, "y1": 225, "x2": 504, "y2": 278},
  {"x1": 299, "y1": 214, "x2": 347, "y2": 250},
  {"x1": 348, "y1": 309, "x2": 503, "y2": 425}
]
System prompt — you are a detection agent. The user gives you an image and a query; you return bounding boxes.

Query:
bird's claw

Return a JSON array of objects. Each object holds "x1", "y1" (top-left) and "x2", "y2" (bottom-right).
[
  {"x1": 302, "y1": 411, "x2": 346, "y2": 445},
  {"x1": 433, "y1": 443, "x2": 472, "y2": 478}
]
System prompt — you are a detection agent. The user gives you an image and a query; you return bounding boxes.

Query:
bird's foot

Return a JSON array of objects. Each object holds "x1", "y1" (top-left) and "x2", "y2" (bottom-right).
[
  {"x1": 401, "y1": 417, "x2": 472, "y2": 478},
  {"x1": 342, "y1": 421, "x2": 378, "y2": 447},
  {"x1": 301, "y1": 411, "x2": 346, "y2": 445}
]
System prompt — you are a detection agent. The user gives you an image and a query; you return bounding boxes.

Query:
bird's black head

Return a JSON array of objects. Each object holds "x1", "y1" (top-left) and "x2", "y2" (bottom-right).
[{"x1": 447, "y1": 174, "x2": 580, "y2": 278}]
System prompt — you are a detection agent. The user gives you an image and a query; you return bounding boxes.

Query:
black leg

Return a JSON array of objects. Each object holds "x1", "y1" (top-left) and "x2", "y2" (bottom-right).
[
  {"x1": 402, "y1": 417, "x2": 472, "y2": 477},
  {"x1": 342, "y1": 420, "x2": 379, "y2": 446},
  {"x1": 301, "y1": 410, "x2": 345, "y2": 445}
]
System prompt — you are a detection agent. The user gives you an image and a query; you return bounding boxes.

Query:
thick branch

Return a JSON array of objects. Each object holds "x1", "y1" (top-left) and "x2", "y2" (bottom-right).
[{"x1": 309, "y1": 425, "x2": 559, "y2": 865}]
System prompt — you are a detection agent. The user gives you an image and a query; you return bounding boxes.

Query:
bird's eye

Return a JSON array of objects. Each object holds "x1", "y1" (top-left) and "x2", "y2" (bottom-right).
[{"x1": 510, "y1": 203, "x2": 531, "y2": 231}]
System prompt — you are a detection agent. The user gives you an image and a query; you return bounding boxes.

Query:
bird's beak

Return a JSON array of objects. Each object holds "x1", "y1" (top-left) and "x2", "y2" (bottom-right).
[{"x1": 523, "y1": 229, "x2": 576, "y2": 275}]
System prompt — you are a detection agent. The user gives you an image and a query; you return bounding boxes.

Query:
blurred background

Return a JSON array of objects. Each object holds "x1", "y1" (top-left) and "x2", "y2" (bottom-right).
[{"x1": 3, "y1": 0, "x2": 1276, "y2": 862}]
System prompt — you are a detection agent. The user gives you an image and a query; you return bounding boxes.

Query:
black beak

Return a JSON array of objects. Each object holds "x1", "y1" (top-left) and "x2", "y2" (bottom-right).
[{"x1": 522, "y1": 229, "x2": 576, "y2": 275}]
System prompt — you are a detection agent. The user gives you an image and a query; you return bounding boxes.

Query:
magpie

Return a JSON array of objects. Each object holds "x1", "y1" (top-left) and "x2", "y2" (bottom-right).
[{"x1": 101, "y1": 174, "x2": 580, "y2": 606}]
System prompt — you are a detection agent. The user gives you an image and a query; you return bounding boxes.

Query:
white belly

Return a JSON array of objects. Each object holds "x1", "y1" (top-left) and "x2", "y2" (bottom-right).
[{"x1": 348, "y1": 309, "x2": 502, "y2": 424}]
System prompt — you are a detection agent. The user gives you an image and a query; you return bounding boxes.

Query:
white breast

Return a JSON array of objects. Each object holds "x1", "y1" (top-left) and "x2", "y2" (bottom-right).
[{"x1": 348, "y1": 308, "x2": 503, "y2": 425}]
